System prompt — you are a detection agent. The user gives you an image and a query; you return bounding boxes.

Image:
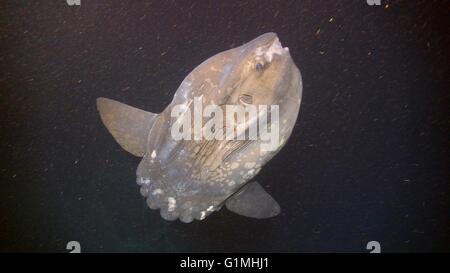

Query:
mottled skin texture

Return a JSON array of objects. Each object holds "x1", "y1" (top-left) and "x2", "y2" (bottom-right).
[{"x1": 98, "y1": 33, "x2": 302, "y2": 223}]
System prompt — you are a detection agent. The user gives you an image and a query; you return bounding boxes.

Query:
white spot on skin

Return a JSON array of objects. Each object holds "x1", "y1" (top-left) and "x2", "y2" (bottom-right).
[
  {"x1": 206, "y1": 206, "x2": 214, "y2": 212},
  {"x1": 167, "y1": 197, "x2": 176, "y2": 212},
  {"x1": 152, "y1": 189, "x2": 163, "y2": 195},
  {"x1": 151, "y1": 150, "x2": 157, "y2": 159},
  {"x1": 230, "y1": 162, "x2": 239, "y2": 169},
  {"x1": 278, "y1": 137, "x2": 286, "y2": 148},
  {"x1": 137, "y1": 177, "x2": 151, "y2": 185},
  {"x1": 205, "y1": 78, "x2": 217, "y2": 88},
  {"x1": 200, "y1": 211, "x2": 206, "y2": 220},
  {"x1": 245, "y1": 162, "x2": 256, "y2": 169}
]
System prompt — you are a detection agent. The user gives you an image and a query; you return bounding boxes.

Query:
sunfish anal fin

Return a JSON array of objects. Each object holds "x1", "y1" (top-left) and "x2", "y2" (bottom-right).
[
  {"x1": 96, "y1": 97, "x2": 157, "y2": 157},
  {"x1": 225, "y1": 181, "x2": 280, "y2": 219}
]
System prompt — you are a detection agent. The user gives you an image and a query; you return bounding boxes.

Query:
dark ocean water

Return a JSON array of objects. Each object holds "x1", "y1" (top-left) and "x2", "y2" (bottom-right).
[{"x1": 0, "y1": 0, "x2": 448, "y2": 252}]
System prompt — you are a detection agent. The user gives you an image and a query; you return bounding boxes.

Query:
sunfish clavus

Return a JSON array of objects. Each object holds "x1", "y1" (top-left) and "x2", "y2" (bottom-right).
[{"x1": 97, "y1": 33, "x2": 302, "y2": 223}]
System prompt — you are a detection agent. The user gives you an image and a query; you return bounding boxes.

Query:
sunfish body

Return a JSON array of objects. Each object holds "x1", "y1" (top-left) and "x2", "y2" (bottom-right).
[{"x1": 97, "y1": 33, "x2": 302, "y2": 223}]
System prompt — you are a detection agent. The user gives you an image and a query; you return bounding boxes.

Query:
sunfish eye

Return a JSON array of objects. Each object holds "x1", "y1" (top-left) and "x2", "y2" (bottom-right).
[
  {"x1": 255, "y1": 62, "x2": 264, "y2": 71},
  {"x1": 239, "y1": 94, "x2": 253, "y2": 105}
]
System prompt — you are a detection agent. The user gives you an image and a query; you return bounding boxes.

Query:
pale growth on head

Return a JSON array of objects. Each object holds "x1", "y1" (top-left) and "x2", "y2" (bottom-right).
[{"x1": 254, "y1": 38, "x2": 288, "y2": 63}]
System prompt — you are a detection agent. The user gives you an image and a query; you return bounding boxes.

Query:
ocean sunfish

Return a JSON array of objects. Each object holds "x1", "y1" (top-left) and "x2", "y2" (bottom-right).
[{"x1": 97, "y1": 32, "x2": 302, "y2": 223}]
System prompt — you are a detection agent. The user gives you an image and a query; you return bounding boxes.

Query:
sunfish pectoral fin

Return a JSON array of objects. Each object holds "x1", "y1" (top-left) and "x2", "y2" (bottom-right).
[
  {"x1": 225, "y1": 181, "x2": 280, "y2": 219},
  {"x1": 96, "y1": 97, "x2": 157, "y2": 157}
]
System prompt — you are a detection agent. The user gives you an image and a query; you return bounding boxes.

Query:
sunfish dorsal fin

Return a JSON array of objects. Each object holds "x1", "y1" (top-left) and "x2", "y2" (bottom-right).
[
  {"x1": 96, "y1": 97, "x2": 157, "y2": 157},
  {"x1": 225, "y1": 181, "x2": 280, "y2": 219}
]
